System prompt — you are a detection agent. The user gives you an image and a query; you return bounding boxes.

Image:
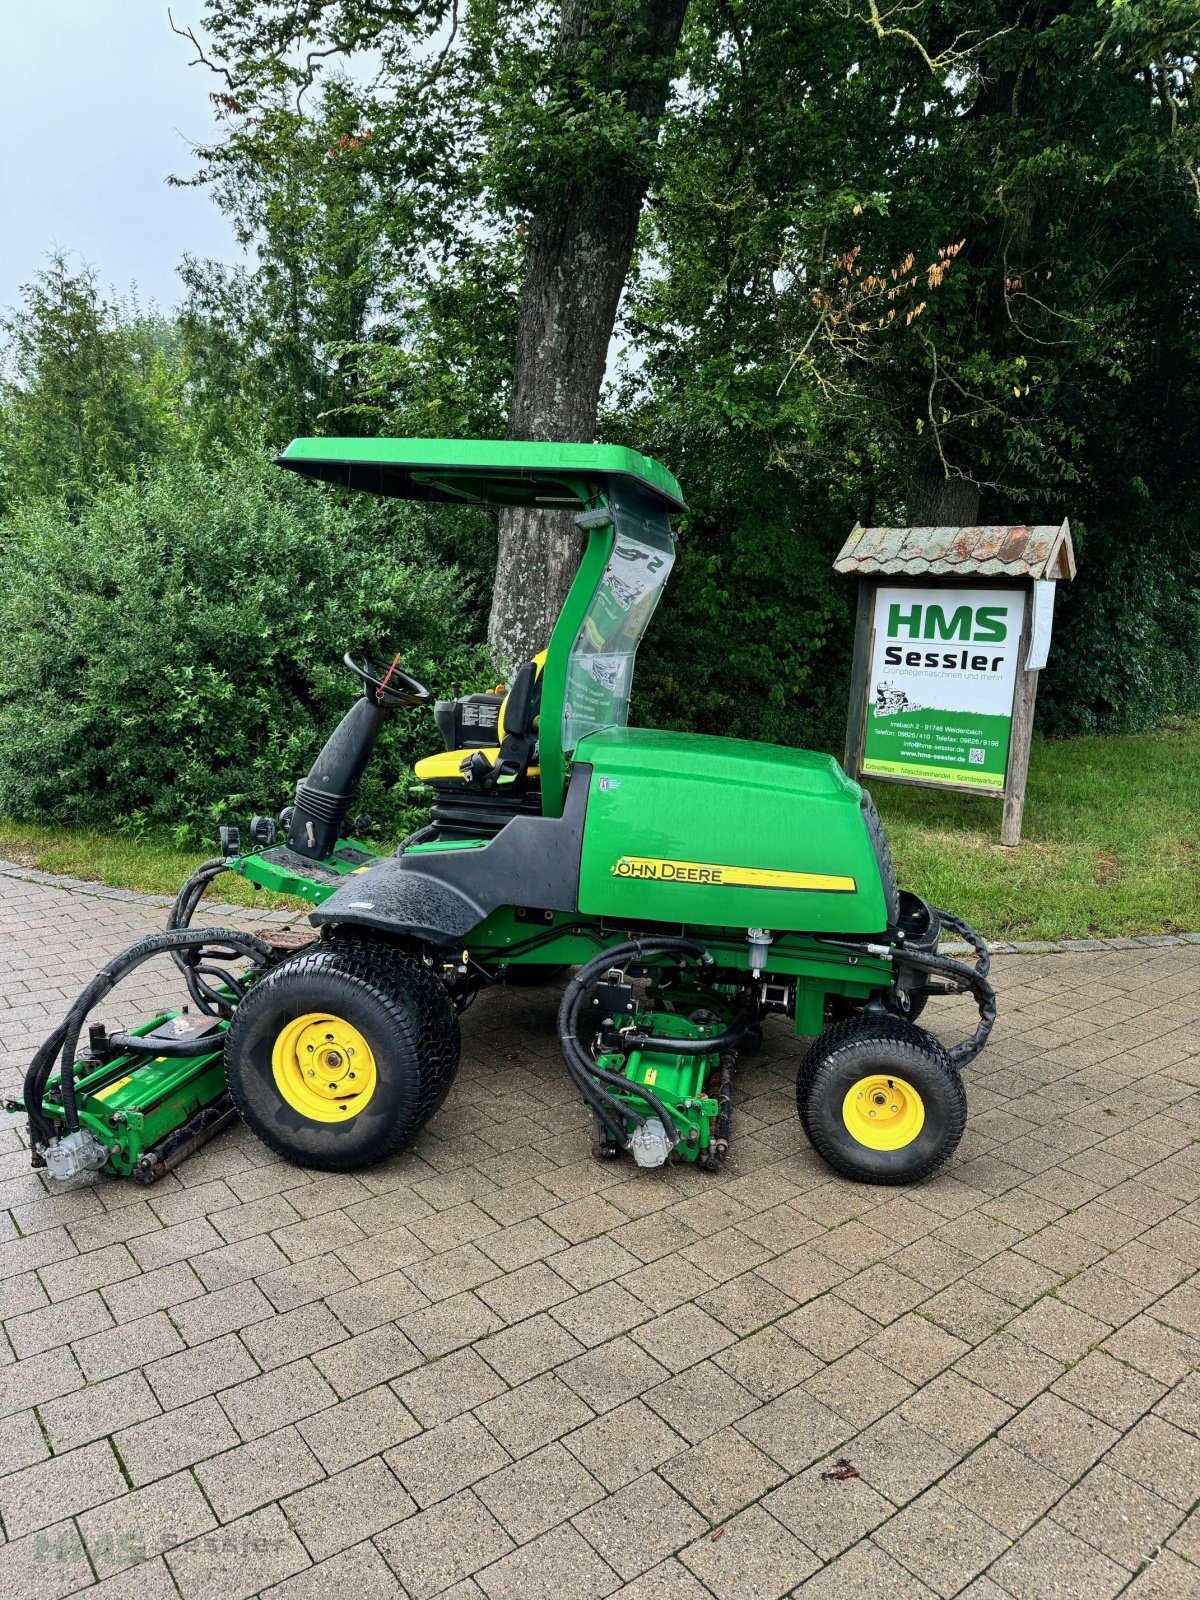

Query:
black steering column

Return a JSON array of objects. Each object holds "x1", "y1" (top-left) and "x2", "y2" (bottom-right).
[{"x1": 286, "y1": 651, "x2": 430, "y2": 861}]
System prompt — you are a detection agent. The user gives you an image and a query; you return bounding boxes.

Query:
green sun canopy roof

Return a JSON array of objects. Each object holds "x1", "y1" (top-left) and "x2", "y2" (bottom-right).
[{"x1": 274, "y1": 437, "x2": 687, "y2": 513}]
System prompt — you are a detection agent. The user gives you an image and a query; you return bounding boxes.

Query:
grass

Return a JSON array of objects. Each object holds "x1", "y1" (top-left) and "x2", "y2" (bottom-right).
[
  {"x1": 875, "y1": 717, "x2": 1200, "y2": 941},
  {"x1": 0, "y1": 823, "x2": 295, "y2": 912},
  {"x1": 1, "y1": 720, "x2": 1197, "y2": 942}
]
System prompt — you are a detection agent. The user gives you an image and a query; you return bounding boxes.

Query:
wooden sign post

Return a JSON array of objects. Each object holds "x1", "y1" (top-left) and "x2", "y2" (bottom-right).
[{"x1": 836, "y1": 522, "x2": 1076, "y2": 848}]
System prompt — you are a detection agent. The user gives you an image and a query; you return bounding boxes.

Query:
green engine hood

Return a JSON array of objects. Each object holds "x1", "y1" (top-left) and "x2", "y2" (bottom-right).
[{"x1": 575, "y1": 728, "x2": 895, "y2": 935}]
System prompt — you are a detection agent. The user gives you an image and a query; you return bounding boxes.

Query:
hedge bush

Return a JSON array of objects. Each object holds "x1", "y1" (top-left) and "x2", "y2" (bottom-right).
[{"x1": 0, "y1": 453, "x2": 491, "y2": 844}]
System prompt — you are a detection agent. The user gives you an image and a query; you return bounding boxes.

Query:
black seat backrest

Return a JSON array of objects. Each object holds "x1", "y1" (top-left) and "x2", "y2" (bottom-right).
[{"x1": 500, "y1": 661, "x2": 538, "y2": 741}]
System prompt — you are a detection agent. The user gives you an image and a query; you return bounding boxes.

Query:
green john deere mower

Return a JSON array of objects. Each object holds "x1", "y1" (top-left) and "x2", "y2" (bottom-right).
[{"x1": 11, "y1": 439, "x2": 995, "y2": 1187}]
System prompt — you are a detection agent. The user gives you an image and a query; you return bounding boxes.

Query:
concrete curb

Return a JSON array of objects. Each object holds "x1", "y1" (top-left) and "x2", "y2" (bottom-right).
[
  {"x1": 3, "y1": 858, "x2": 1198, "y2": 953},
  {"x1": 940, "y1": 934, "x2": 1200, "y2": 956}
]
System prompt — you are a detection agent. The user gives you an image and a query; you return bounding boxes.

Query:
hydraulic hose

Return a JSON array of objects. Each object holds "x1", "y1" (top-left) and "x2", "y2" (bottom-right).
[
  {"x1": 22, "y1": 1022, "x2": 68, "y2": 1151},
  {"x1": 23, "y1": 927, "x2": 273, "y2": 1149},
  {"x1": 106, "y1": 1030, "x2": 226, "y2": 1059},
  {"x1": 557, "y1": 937, "x2": 714, "y2": 1149},
  {"x1": 620, "y1": 1007, "x2": 757, "y2": 1057},
  {"x1": 167, "y1": 859, "x2": 227, "y2": 944},
  {"x1": 714, "y1": 1050, "x2": 735, "y2": 1154},
  {"x1": 819, "y1": 911, "x2": 996, "y2": 1069},
  {"x1": 894, "y1": 941, "x2": 996, "y2": 1068},
  {"x1": 933, "y1": 908, "x2": 992, "y2": 979},
  {"x1": 395, "y1": 823, "x2": 438, "y2": 856},
  {"x1": 583, "y1": 1059, "x2": 684, "y2": 1148},
  {"x1": 166, "y1": 860, "x2": 241, "y2": 1016}
]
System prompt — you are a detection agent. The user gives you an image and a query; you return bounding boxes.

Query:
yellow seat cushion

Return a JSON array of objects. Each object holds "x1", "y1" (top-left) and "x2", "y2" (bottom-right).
[
  {"x1": 417, "y1": 651, "x2": 547, "y2": 786},
  {"x1": 414, "y1": 747, "x2": 540, "y2": 783}
]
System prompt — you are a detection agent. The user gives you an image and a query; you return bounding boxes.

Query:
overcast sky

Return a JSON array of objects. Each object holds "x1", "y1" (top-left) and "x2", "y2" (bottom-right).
[{"x1": 0, "y1": 1, "x2": 240, "y2": 315}]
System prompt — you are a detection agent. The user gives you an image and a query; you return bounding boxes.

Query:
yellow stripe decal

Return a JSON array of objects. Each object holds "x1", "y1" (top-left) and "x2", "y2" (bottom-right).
[
  {"x1": 610, "y1": 856, "x2": 856, "y2": 893},
  {"x1": 93, "y1": 1076, "x2": 132, "y2": 1102}
]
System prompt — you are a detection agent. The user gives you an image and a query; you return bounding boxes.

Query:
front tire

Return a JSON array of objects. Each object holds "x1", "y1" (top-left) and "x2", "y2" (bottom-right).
[
  {"x1": 224, "y1": 939, "x2": 460, "y2": 1171},
  {"x1": 796, "y1": 1015, "x2": 965, "y2": 1184}
]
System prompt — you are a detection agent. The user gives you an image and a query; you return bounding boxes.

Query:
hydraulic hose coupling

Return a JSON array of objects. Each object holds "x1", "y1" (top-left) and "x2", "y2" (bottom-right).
[{"x1": 747, "y1": 928, "x2": 773, "y2": 975}]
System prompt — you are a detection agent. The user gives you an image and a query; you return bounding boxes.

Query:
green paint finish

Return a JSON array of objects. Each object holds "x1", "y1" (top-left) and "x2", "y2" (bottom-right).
[
  {"x1": 227, "y1": 836, "x2": 892, "y2": 1038},
  {"x1": 404, "y1": 838, "x2": 487, "y2": 854},
  {"x1": 232, "y1": 837, "x2": 379, "y2": 904},
  {"x1": 276, "y1": 436, "x2": 687, "y2": 512},
  {"x1": 575, "y1": 727, "x2": 892, "y2": 935},
  {"x1": 462, "y1": 909, "x2": 890, "y2": 1037},
  {"x1": 540, "y1": 517, "x2": 616, "y2": 816}
]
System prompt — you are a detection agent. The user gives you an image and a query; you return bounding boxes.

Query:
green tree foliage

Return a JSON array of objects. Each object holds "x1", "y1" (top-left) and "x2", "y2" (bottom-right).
[
  {"x1": 175, "y1": 77, "x2": 450, "y2": 447},
  {"x1": 170, "y1": 4, "x2": 514, "y2": 444},
  {"x1": 0, "y1": 453, "x2": 490, "y2": 839},
  {"x1": 0, "y1": 255, "x2": 181, "y2": 509},
  {"x1": 618, "y1": 0, "x2": 1200, "y2": 739}
]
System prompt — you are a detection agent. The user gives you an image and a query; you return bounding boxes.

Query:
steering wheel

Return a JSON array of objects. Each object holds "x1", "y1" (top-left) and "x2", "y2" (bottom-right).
[{"x1": 344, "y1": 650, "x2": 431, "y2": 707}]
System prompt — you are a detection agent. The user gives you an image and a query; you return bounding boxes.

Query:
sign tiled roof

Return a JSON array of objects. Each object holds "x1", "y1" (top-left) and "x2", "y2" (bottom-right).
[{"x1": 834, "y1": 520, "x2": 1075, "y2": 580}]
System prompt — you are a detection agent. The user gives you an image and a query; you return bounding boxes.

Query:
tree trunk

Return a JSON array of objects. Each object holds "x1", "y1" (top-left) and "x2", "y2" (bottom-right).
[
  {"x1": 487, "y1": 0, "x2": 690, "y2": 674},
  {"x1": 906, "y1": 467, "x2": 981, "y2": 527}
]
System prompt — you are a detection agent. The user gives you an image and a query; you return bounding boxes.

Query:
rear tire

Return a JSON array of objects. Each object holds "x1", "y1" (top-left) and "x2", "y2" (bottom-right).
[
  {"x1": 224, "y1": 938, "x2": 460, "y2": 1171},
  {"x1": 796, "y1": 1015, "x2": 964, "y2": 1184}
]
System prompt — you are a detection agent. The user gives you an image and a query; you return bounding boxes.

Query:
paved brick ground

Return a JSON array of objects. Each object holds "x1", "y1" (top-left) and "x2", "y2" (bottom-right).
[{"x1": 1, "y1": 873, "x2": 1198, "y2": 1600}]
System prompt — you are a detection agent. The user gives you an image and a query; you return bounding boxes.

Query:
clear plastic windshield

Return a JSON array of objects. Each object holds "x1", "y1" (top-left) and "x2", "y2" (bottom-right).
[{"x1": 561, "y1": 486, "x2": 675, "y2": 754}]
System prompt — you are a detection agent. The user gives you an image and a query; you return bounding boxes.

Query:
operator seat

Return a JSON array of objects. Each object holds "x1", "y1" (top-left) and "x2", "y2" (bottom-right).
[{"x1": 414, "y1": 652, "x2": 546, "y2": 840}]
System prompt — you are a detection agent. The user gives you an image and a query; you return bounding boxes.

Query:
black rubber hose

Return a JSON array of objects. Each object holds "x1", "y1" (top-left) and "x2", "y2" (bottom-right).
[
  {"x1": 106, "y1": 1031, "x2": 226, "y2": 1059},
  {"x1": 563, "y1": 1054, "x2": 636, "y2": 1146},
  {"x1": 563, "y1": 937, "x2": 713, "y2": 1000},
  {"x1": 896, "y1": 943, "x2": 996, "y2": 1068},
  {"x1": 22, "y1": 1022, "x2": 68, "y2": 1150},
  {"x1": 584, "y1": 1059, "x2": 684, "y2": 1147},
  {"x1": 166, "y1": 861, "x2": 243, "y2": 1016},
  {"x1": 621, "y1": 1007, "x2": 757, "y2": 1057},
  {"x1": 395, "y1": 823, "x2": 438, "y2": 856},
  {"x1": 167, "y1": 860, "x2": 227, "y2": 948},
  {"x1": 24, "y1": 927, "x2": 272, "y2": 1141},
  {"x1": 817, "y1": 915, "x2": 995, "y2": 1069},
  {"x1": 933, "y1": 907, "x2": 992, "y2": 979}
]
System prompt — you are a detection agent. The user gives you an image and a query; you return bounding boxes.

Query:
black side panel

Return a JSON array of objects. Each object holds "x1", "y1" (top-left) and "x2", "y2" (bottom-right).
[
  {"x1": 860, "y1": 789, "x2": 901, "y2": 926},
  {"x1": 311, "y1": 765, "x2": 591, "y2": 946}
]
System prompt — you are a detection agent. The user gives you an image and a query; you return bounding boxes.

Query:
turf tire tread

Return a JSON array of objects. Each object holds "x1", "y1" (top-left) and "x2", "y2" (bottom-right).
[{"x1": 797, "y1": 1014, "x2": 965, "y2": 1185}]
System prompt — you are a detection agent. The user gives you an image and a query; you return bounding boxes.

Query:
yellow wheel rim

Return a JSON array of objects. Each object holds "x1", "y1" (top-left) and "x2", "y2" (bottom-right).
[
  {"x1": 271, "y1": 1011, "x2": 377, "y2": 1124},
  {"x1": 842, "y1": 1073, "x2": 924, "y2": 1151}
]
